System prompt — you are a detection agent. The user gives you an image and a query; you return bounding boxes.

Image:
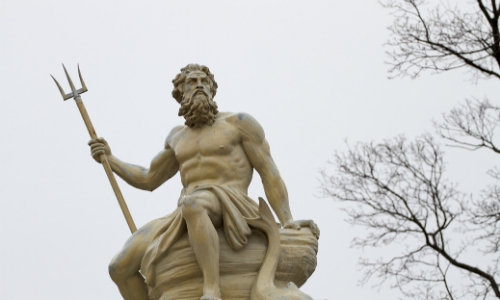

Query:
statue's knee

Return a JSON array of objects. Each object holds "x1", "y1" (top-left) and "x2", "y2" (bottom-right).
[
  {"x1": 181, "y1": 196, "x2": 205, "y2": 220},
  {"x1": 108, "y1": 258, "x2": 125, "y2": 282}
]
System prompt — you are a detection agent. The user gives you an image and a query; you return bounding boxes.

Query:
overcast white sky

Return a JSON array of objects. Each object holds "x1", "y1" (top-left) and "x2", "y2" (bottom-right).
[{"x1": 1, "y1": 1, "x2": 498, "y2": 299}]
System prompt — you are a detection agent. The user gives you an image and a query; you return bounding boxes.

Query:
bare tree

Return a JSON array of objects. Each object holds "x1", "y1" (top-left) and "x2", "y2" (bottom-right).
[
  {"x1": 385, "y1": 0, "x2": 500, "y2": 154},
  {"x1": 384, "y1": 0, "x2": 500, "y2": 81},
  {"x1": 322, "y1": 1, "x2": 500, "y2": 298},
  {"x1": 322, "y1": 135, "x2": 500, "y2": 299},
  {"x1": 436, "y1": 99, "x2": 500, "y2": 153},
  {"x1": 437, "y1": 98, "x2": 500, "y2": 266}
]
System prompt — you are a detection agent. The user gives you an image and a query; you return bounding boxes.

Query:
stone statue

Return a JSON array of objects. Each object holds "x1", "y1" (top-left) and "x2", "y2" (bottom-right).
[{"x1": 88, "y1": 64, "x2": 319, "y2": 300}]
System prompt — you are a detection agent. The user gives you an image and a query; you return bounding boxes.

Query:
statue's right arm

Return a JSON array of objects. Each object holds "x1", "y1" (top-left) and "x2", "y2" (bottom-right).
[{"x1": 88, "y1": 128, "x2": 181, "y2": 192}]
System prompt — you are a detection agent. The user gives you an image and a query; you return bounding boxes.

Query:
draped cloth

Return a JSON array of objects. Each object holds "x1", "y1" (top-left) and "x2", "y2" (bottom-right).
[{"x1": 141, "y1": 185, "x2": 260, "y2": 287}]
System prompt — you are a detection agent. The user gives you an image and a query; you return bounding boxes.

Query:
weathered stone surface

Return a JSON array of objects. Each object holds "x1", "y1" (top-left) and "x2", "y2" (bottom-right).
[{"x1": 145, "y1": 227, "x2": 318, "y2": 300}]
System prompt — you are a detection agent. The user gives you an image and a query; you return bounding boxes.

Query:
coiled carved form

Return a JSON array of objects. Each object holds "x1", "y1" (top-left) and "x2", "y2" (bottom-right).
[{"x1": 246, "y1": 198, "x2": 314, "y2": 300}]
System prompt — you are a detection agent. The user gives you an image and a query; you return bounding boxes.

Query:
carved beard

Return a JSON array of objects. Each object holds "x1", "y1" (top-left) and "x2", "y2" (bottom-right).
[{"x1": 178, "y1": 90, "x2": 219, "y2": 128}]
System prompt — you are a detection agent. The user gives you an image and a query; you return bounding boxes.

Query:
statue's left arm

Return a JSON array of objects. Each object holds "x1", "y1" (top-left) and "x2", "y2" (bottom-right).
[{"x1": 235, "y1": 113, "x2": 299, "y2": 229}]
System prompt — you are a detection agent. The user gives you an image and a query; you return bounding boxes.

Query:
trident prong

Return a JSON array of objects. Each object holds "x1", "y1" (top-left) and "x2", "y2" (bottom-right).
[
  {"x1": 51, "y1": 64, "x2": 88, "y2": 101},
  {"x1": 78, "y1": 64, "x2": 88, "y2": 93},
  {"x1": 63, "y1": 64, "x2": 77, "y2": 94}
]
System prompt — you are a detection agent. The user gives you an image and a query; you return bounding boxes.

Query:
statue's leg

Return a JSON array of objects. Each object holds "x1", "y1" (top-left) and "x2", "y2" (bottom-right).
[
  {"x1": 109, "y1": 218, "x2": 165, "y2": 300},
  {"x1": 180, "y1": 190, "x2": 223, "y2": 300}
]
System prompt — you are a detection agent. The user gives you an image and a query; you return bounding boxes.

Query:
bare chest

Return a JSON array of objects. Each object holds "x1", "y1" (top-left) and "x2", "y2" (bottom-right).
[{"x1": 172, "y1": 122, "x2": 241, "y2": 163}]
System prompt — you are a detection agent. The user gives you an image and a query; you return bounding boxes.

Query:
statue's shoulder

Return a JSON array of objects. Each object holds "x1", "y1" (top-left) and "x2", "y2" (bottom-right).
[
  {"x1": 165, "y1": 125, "x2": 185, "y2": 148},
  {"x1": 223, "y1": 112, "x2": 261, "y2": 126},
  {"x1": 223, "y1": 112, "x2": 265, "y2": 141}
]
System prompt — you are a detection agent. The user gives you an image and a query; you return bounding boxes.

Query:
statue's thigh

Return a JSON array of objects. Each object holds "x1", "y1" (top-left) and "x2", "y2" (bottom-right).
[{"x1": 181, "y1": 190, "x2": 222, "y2": 227}]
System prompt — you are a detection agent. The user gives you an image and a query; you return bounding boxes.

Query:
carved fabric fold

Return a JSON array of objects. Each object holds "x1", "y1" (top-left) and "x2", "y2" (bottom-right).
[{"x1": 141, "y1": 185, "x2": 259, "y2": 286}]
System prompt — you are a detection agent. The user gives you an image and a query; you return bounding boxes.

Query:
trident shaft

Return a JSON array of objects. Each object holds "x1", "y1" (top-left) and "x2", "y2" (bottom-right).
[{"x1": 51, "y1": 64, "x2": 137, "y2": 234}]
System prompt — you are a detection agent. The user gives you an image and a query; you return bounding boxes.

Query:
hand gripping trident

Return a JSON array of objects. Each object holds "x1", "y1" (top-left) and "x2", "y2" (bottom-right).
[{"x1": 51, "y1": 64, "x2": 137, "y2": 234}]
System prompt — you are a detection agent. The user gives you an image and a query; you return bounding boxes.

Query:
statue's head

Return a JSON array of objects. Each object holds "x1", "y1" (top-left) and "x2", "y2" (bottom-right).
[{"x1": 172, "y1": 64, "x2": 219, "y2": 128}]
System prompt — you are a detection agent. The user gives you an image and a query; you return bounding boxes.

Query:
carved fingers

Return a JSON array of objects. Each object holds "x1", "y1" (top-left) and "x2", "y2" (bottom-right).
[
  {"x1": 283, "y1": 220, "x2": 301, "y2": 231},
  {"x1": 290, "y1": 219, "x2": 320, "y2": 239},
  {"x1": 88, "y1": 137, "x2": 111, "y2": 163}
]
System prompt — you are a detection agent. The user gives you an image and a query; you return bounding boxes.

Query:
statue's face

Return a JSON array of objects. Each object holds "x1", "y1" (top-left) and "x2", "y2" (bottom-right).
[
  {"x1": 178, "y1": 70, "x2": 218, "y2": 128},
  {"x1": 183, "y1": 71, "x2": 212, "y2": 99}
]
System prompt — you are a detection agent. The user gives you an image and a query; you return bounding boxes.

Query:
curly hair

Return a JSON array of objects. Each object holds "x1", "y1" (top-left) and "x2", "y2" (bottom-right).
[{"x1": 171, "y1": 64, "x2": 218, "y2": 103}]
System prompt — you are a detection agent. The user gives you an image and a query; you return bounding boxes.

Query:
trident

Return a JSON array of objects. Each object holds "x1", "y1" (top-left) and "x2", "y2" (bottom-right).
[{"x1": 51, "y1": 64, "x2": 137, "y2": 234}]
